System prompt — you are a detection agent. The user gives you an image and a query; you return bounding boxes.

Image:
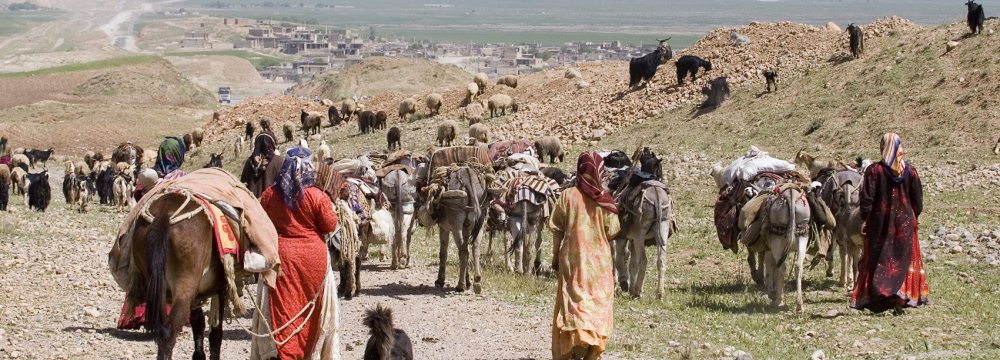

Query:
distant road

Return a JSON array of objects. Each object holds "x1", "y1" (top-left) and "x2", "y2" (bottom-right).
[{"x1": 101, "y1": 0, "x2": 182, "y2": 52}]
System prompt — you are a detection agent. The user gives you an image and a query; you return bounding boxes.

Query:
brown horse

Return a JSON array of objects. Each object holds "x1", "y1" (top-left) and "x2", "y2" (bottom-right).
[{"x1": 127, "y1": 192, "x2": 237, "y2": 360}]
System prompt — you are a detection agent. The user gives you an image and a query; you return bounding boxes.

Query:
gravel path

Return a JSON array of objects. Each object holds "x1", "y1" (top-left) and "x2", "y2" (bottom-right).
[{"x1": 0, "y1": 172, "x2": 559, "y2": 359}]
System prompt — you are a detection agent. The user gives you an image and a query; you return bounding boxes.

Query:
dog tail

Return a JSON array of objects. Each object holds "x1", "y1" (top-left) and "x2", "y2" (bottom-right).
[{"x1": 364, "y1": 304, "x2": 395, "y2": 359}]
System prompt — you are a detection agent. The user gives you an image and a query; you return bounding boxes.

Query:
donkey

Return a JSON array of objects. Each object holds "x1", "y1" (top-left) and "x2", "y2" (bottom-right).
[
  {"x1": 613, "y1": 149, "x2": 673, "y2": 299},
  {"x1": 379, "y1": 168, "x2": 417, "y2": 270},
  {"x1": 434, "y1": 167, "x2": 489, "y2": 293},
  {"x1": 760, "y1": 184, "x2": 811, "y2": 311},
  {"x1": 504, "y1": 181, "x2": 547, "y2": 275},
  {"x1": 823, "y1": 170, "x2": 864, "y2": 288}
]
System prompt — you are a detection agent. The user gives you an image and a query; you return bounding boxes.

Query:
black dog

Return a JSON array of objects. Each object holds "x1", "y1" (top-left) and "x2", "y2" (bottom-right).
[
  {"x1": 676, "y1": 55, "x2": 712, "y2": 85},
  {"x1": 363, "y1": 304, "x2": 413, "y2": 360}
]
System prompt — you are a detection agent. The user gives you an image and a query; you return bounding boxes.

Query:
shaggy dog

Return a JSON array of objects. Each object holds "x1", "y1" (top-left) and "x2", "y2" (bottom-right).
[{"x1": 363, "y1": 304, "x2": 413, "y2": 360}]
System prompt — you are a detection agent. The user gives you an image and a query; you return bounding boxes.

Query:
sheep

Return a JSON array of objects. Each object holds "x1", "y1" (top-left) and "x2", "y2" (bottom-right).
[
  {"x1": 534, "y1": 136, "x2": 565, "y2": 163},
  {"x1": 63, "y1": 161, "x2": 79, "y2": 206},
  {"x1": 375, "y1": 110, "x2": 388, "y2": 130},
  {"x1": 710, "y1": 163, "x2": 727, "y2": 190},
  {"x1": 25, "y1": 147, "x2": 55, "y2": 169},
  {"x1": 565, "y1": 68, "x2": 583, "y2": 79},
  {"x1": 259, "y1": 117, "x2": 273, "y2": 133},
  {"x1": 387, "y1": 126, "x2": 401, "y2": 151},
  {"x1": 27, "y1": 171, "x2": 50, "y2": 212},
  {"x1": 76, "y1": 172, "x2": 92, "y2": 213},
  {"x1": 436, "y1": 120, "x2": 458, "y2": 147},
  {"x1": 730, "y1": 31, "x2": 750, "y2": 46},
  {"x1": 496, "y1": 75, "x2": 518, "y2": 88},
  {"x1": 398, "y1": 98, "x2": 417, "y2": 121},
  {"x1": 464, "y1": 103, "x2": 485, "y2": 125},
  {"x1": 11, "y1": 167, "x2": 28, "y2": 205},
  {"x1": 0, "y1": 164, "x2": 9, "y2": 211},
  {"x1": 234, "y1": 136, "x2": 244, "y2": 159},
  {"x1": 359, "y1": 110, "x2": 376, "y2": 134},
  {"x1": 468, "y1": 123, "x2": 491, "y2": 145},
  {"x1": 846, "y1": 24, "x2": 864, "y2": 59},
  {"x1": 676, "y1": 55, "x2": 712, "y2": 85},
  {"x1": 11, "y1": 153, "x2": 29, "y2": 172},
  {"x1": 465, "y1": 82, "x2": 479, "y2": 105},
  {"x1": 301, "y1": 110, "x2": 324, "y2": 135},
  {"x1": 183, "y1": 133, "x2": 194, "y2": 150},
  {"x1": 763, "y1": 70, "x2": 778, "y2": 92},
  {"x1": 328, "y1": 105, "x2": 342, "y2": 126},
  {"x1": 425, "y1": 93, "x2": 443, "y2": 116},
  {"x1": 341, "y1": 99, "x2": 359, "y2": 122},
  {"x1": 319, "y1": 140, "x2": 332, "y2": 161},
  {"x1": 282, "y1": 122, "x2": 295, "y2": 143},
  {"x1": 244, "y1": 122, "x2": 255, "y2": 141},
  {"x1": 699, "y1": 76, "x2": 731, "y2": 109},
  {"x1": 191, "y1": 127, "x2": 205, "y2": 148},
  {"x1": 473, "y1": 72, "x2": 489, "y2": 95},
  {"x1": 967, "y1": 1, "x2": 985, "y2": 35},
  {"x1": 628, "y1": 38, "x2": 672, "y2": 88},
  {"x1": 112, "y1": 169, "x2": 135, "y2": 212},
  {"x1": 487, "y1": 94, "x2": 517, "y2": 117},
  {"x1": 83, "y1": 151, "x2": 96, "y2": 170}
]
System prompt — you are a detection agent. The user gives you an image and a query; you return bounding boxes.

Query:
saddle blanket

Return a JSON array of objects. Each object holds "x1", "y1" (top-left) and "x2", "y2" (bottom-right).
[{"x1": 197, "y1": 196, "x2": 240, "y2": 257}]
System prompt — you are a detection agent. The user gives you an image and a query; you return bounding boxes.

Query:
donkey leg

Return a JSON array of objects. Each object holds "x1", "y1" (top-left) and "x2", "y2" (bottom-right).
[
  {"x1": 435, "y1": 230, "x2": 448, "y2": 289},
  {"x1": 159, "y1": 296, "x2": 194, "y2": 360},
  {"x1": 532, "y1": 226, "x2": 544, "y2": 275},
  {"x1": 748, "y1": 250, "x2": 763, "y2": 285},
  {"x1": 455, "y1": 231, "x2": 469, "y2": 292},
  {"x1": 629, "y1": 236, "x2": 647, "y2": 299},
  {"x1": 191, "y1": 307, "x2": 206, "y2": 360},
  {"x1": 796, "y1": 235, "x2": 808, "y2": 312},
  {"x1": 472, "y1": 231, "x2": 483, "y2": 294},
  {"x1": 838, "y1": 242, "x2": 848, "y2": 287},
  {"x1": 613, "y1": 238, "x2": 630, "y2": 292},
  {"x1": 354, "y1": 254, "x2": 363, "y2": 295},
  {"x1": 344, "y1": 258, "x2": 355, "y2": 300},
  {"x1": 208, "y1": 292, "x2": 224, "y2": 360},
  {"x1": 656, "y1": 245, "x2": 667, "y2": 300}
]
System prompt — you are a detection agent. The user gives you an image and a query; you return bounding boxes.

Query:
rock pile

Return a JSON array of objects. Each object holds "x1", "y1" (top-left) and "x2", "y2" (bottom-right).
[{"x1": 925, "y1": 225, "x2": 1000, "y2": 266}]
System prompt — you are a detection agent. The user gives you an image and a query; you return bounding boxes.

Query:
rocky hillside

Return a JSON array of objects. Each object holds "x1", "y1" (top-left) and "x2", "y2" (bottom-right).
[{"x1": 287, "y1": 57, "x2": 471, "y2": 101}]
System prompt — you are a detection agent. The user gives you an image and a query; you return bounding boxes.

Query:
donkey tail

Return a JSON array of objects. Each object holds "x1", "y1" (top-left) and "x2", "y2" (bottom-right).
[
  {"x1": 144, "y1": 214, "x2": 171, "y2": 334},
  {"x1": 364, "y1": 304, "x2": 396, "y2": 359}
]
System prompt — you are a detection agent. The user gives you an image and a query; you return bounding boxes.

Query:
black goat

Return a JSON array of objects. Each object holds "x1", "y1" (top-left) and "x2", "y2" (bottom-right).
[
  {"x1": 699, "y1": 77, "x2": 731, "y2": 109},
  {"x1": 387, "y1": 127, "x2": 401, "y2": 151},
  {"x1": 603, "y1": 150, "x2": 632, "y2": 169},
  {"x1": 25, "y1": 147, "x2": 54, "y2": 169},
  {"x1": 0, "y1": 165, "x2": 9, "y2": 211},
  {"x1": 244, "y1": 122, "x2": 255, "y2": 141},
  {"x1": 847, "y1": 23, "x2": 864, "y2": 59},
  {"x1": 96, "y1": 166, "x2": 115, "y2": 205},
  {"x1": 375, "y1": 110, "x2": 388, "y2": 130},
  {"x1": 628, "y1": 38, "x2": 673, "y2": 88},
  {"x1": 0, "y1": 136, "x2": 7, "y2": 155},
  {"x1": 358, "y1": 110, "x2": 376, "y2": 135},
  {"x1": 328, "y1": 105, "x2": 341, "y2": 126},
  {"x1": 363, "y1": 304, "x2": 413, "y2": 360},
  {"x1": 967, "y1": 1, "x2": 986, "y2": 35},
  {"x1": 676, "y1": 55, "x2": 712, "y2": 85},
  {"x1": 27, "y1": 171, "x2": 50, "y2": 212},
  {"x1": 763, "y1": 70, "x2": 778, "y2": 92},
  {"x1": 204, "y1": 153, "x2": 223, "y2": 168}
]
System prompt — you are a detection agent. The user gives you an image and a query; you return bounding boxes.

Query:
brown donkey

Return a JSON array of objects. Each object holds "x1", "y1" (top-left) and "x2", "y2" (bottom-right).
[{"x1": 128, "y1": 193, "x2": 234, "y2": 360}]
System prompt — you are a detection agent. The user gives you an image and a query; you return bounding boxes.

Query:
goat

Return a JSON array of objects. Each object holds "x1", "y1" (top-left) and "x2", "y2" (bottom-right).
[
  {"x1": 847, "y1": 24, "x2": 864, "y2": 59},
  {"x1": 25, "y1": 147, "x2": 54, "y2": 169},
  {"x1": 967, "y1": 1, "x2": 986, "y2": 35},
  {"x1": 363, "y1": 304, "x2": 413, "y2": 360},
  {"x1": 27, "y1": 171, "x2": 50, "y2": 211},
  {"x1": 676, "y1": 55, "x2": 712, "y2": 85},
  {"x1": 0, "y1": 164, "x2": 9, "y2": 211},
  {"x1": 628, "y1": 38, "x2": 673, "y2": 89},
  {"x1": 244, "y1": 122, "x2": 255, "y2": 141},
  {"x1": 329, "y1": 105, "x2": 341, "y2": 126},
  {"x1": 203, "y1": 153, "x2": 223, "y2": 168},
  {"x1": 763, "y1": 70, "x2": 778, "y2": 92},
  {"x1": 699, "y1": 77, "x2": 731, "y2": 109},
  {"x1": 387, "y1": 127, "x2": 401, "y2": 151},
  {"x1": 301, "y1": 110, "x2": 323, "y2": 135}
]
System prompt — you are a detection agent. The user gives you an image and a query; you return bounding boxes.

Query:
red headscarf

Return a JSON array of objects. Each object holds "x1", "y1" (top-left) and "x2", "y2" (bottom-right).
[{"x1": 576, "y1": 151, "x2": 618, "y2": 214}]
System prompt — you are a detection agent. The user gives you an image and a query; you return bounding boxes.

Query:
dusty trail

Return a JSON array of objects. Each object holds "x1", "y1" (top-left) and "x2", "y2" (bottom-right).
[{"x1": 0, "y1": 169, "x2": 567, "y2": 359}]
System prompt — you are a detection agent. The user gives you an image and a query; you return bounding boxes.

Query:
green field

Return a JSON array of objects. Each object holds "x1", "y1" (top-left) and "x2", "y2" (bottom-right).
[
  {"x1": 0, "y1": 9, "x2": 62, "y2": 37},
  {"x1": 0, "y1": 55, "x2": 159, "y2": 78},
  {"x1": 163, "y1": 50, "x2": 287, "y2": 70}
]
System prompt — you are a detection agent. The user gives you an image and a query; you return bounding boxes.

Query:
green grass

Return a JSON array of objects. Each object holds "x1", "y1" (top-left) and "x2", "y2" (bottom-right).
[
  {"x1": 0, "y1": 9, "x2": 61, "y2": 36},
  {"x1": 163, "y1": 50, "x2": 286, "y2": 70},
  {"x1": 0, "y1": 56, "x2": 159, "y2": 78}
]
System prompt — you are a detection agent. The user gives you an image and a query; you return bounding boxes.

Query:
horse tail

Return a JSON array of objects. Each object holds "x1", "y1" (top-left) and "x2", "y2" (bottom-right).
[{"x1": 144, "y1": 214, "x2": 171, "y2": 334}]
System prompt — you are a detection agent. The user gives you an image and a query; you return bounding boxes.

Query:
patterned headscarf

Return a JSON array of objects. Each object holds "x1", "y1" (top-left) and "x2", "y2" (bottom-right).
[
  {"x1": 880, "y1": 133, "x2": 906, "y2": 179},
  {"x1": 276, "y1": 147, "x2": 315, "y2": 210},
  {"x1": 154, "y1": 136, "x2": 186, "y2": 177},
  {"x1": 576, "y1": 151, "x2": 618, "y2": 214}
]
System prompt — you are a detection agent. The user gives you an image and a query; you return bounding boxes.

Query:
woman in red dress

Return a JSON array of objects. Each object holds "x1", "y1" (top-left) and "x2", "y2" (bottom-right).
[
  {"x1": 259, "y1": 147, "x2": 339, "y2": 358},
  {"x1": 851, "y1": 133, "x2": 929, "y2": 314}
]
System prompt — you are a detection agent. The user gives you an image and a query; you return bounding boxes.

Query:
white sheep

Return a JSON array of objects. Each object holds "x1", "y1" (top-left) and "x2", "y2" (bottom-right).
[
  {"x1": 565, "y1": 68, "x2": 582, "y2": 79},
  {"x1": 488, "y1": 94, "x2": 517, "y2": 117},
  {"x1": 464, "y1": 103, "x2": 485, "y2": 125},
  {"x1": 473, "y1": 72, "x2": 489, "y2": 95},
  {"x1": 469, "y1": 123, "x2": 491, "y2": 144},
  {"x1": 496, "y1": 75, "x2": 518, "y2": 88},
  {"x1": 425, "y1": 93, "x2": 443, "y2": 116},
  {"x1": 465, "y1": 82, "x2": 479, "y2": 105},
  {"x1": 398, "y1": 97, "x2": 418, "y2": 121}
]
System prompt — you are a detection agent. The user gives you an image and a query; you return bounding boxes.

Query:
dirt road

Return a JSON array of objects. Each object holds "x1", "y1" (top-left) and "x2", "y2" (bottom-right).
[{"x1": 0, "y1": 169, "x2": 562, "y2": 359}]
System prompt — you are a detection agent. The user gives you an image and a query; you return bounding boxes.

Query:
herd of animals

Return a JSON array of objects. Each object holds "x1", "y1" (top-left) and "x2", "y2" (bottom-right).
[{"x1": 0, "y1": 3, "x2": 994, "y2": 358}]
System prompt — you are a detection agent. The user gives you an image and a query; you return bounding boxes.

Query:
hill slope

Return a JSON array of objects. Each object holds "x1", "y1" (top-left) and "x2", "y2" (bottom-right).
[{"x1": 287, "y1": 57, "x2": 471, "y2": 101}]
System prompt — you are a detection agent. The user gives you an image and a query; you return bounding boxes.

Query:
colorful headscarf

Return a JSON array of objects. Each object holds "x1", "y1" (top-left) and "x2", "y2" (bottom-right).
[
  {"x1": 576, "y1": 151, "x2": 618, "y2": 214},
  {"x1": 880, "y1": 133, "x2": 906, "y2": 179},
  {"x1": 154, "y1": 136, "x2": 186, "y2": 177},
  {"x1": 276, "y1": 147, "x2": 315, "y2": 210}
]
